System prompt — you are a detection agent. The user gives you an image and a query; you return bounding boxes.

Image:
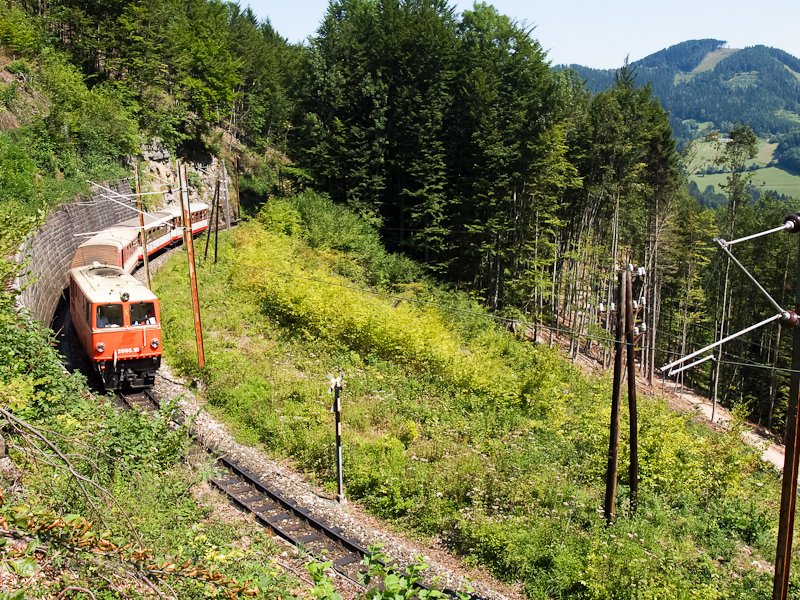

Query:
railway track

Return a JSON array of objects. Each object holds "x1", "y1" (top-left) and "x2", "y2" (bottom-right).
[
  {"x1": 210, "y1": 456, "x2": 368, "y2": 585},
  {"x1": 117, "y1": 388, "x2": 475, "y2": 597},
  {"x1": 116, "y1": 389, "x2": 160, "y2": 412}
]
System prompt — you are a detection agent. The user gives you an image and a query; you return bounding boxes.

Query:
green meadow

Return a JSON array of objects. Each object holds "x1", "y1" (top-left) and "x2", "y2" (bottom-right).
[{"x1": 688, "y1": 139, "x2": 800, "y2": 199}]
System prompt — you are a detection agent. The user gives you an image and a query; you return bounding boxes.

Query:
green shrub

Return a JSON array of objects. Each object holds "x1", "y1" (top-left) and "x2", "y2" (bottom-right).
[
  {"x1": 260, "y1": 190, "x2": 421, "y2": 287},
  {"x1": 258, "y1": 198, "x2": 303, "y2": 236}
]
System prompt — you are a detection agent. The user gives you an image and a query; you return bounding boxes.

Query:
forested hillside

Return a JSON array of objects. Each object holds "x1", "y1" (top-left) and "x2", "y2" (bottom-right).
[
  {"x1": 2, "y1": 0, "x2": 798, "y2": 473},
  {"x1": 567, "y1": 39, "x2": 800, "y2": 141},
  {"x1": 2, "y1": 0, "x2": 800, "y2": 595}
]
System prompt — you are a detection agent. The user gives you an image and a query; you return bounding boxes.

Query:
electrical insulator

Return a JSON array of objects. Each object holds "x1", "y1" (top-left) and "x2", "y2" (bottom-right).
[{"x1": 784, "y1": 214, "x2": 800, "y2": 232}]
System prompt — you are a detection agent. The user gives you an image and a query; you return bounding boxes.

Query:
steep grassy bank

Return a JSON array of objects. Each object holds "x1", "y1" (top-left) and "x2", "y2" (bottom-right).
[
  {"x1": 0, "y1": 289, "x2": 305, "y2": 597},
  {"x1": 155, "y1": 193, "x2": 788, "y2": 598}
]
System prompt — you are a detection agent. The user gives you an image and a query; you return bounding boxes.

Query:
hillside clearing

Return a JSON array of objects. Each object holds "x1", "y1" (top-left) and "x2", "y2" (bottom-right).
[{"x1": 690, "y1": 166, "x2": 800, "y2": 199}]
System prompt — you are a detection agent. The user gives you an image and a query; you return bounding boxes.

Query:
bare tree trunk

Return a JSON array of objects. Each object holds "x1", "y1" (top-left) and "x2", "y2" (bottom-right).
[
  {"x1": 712, "y1": 256, "x2": 731, "y2": 423},
  {"x1": 768, "y1": 254, "x2": 791, "y2": 428}
]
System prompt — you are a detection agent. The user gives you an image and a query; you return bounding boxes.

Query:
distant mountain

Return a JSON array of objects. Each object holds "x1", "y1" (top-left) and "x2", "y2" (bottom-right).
[{"x1": 562, "y1": 39, "x2": 800, "y2": 145}]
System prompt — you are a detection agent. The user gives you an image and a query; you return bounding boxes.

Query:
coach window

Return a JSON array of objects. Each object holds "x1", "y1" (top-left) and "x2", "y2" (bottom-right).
[
  {"x1": 96, "y1": 304, "x2": 123, "y2": 328},
  {"x1": 131, "y1": 302, "x2": 157, "y2": 326}
]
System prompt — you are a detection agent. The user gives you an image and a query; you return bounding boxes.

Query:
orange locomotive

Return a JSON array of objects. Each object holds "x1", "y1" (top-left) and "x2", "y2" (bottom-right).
[
  {"x1": 70, "y1": 264, "x2": 162, "y2": 389},
  {"x1": 67, "y1": 201, "x2": 208, "y2": 389}
]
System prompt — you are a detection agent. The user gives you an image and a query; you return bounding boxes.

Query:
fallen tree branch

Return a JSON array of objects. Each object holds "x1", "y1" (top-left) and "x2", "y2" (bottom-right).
[{"x1": 0, "y1": 408, "x2": 144, "y2": 546}]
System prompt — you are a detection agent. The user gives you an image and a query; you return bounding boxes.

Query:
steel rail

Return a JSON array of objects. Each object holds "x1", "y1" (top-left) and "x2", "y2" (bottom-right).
[
  {"x1": 116, "y1": 389, "x2": 160, "y2": 412},
  {"x1": 211, "y1": 455, "x2": 478, "y2": 598}
]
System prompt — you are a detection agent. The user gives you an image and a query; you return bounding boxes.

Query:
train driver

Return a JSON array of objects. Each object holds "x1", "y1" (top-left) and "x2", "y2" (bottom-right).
[
  {"x1": 96, "y1": 304, "x2": 123, "y2": 328},
  {"x1": 132, "y1": 302, "x2": 157, "y2": 326}
]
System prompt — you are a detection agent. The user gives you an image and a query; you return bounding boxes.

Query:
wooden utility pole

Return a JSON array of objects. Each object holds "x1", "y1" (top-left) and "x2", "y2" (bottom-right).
[
  {"x1": 204, "y1": 180, "x2": 219, "y2": 262},
  {"x1": 625, "y1": 271, "x2": 639, "y2": 513},
  {"x1": 214, "y1": 182, "x2": 221, "y2": 264},
  {"x1": 233, "y1": 156, "x2": 241, "y2": 222},
  {"x1": 221, "y1": 159, "x2": 231, "y2": 230},
  {"x1": 773, "y1": 234, "x2": 800, "y2": 600},
  {"x1": 604, "y1": 271, "x2": 626, "y2": 526},
  {"x1": 179, "y1": 162, "x2": 205, "y2": 369},
  {"x1": 134, "y1": 163, "x2": 151, "y2": 290}
]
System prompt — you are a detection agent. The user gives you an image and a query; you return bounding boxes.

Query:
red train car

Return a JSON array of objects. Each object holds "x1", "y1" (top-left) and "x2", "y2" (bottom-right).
[
  {"x1": 69, "y1": 264, "x2": 162, "y2": 389},
  {"x1": 160, "y1": 202, "x2": 210, "y2": 244},
  {"x1": 67, "y1": 201, "x2": 210, "y2": 389},
  {"x1": 71, "y1": 226, "x2": 140, "y2": 273},
  {"x1": 71, "y1": 202, "x2": 209, "y2": 274}
]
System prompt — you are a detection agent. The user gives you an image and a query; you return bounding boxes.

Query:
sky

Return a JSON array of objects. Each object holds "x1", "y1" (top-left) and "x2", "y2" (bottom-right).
[{"x1": 244, "y1": 0, "x2": 800, "y2": 68}]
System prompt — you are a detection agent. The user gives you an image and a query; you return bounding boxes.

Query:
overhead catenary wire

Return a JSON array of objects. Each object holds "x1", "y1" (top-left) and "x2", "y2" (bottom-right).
[{"x1": 88, "y1": 181, "x2": 163, "y2": 222}]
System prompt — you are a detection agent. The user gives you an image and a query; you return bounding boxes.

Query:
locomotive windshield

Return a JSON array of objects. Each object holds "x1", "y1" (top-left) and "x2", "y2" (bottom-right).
[
  {"x1": 130, "y1": 302, "x2": 157, "y2": 326},
  {"x1": 96, "y1": 304, "x2": 123, "y2": 328}
]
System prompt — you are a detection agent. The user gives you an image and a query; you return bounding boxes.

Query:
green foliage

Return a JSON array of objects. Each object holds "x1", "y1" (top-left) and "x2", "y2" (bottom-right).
[
  {"x1": 16, "y1": 0, "x2": 296, "y2": 150},
  {"x1": 307, "y1": 560, "x2": 343, "y2": 600},
  {"x1": 0, "y1": 7, "x2": 46, "y2": 54},
  {"x1": 0, "y1": 286, "x2": 306, "y2": 598},
  {"x1": 774, "y1": 130, "x2": 800, "y2": 174},
  {"x1": 259, "y1": 198, "x2": 304, "y2": 237},
  {"x1": 155, "y1": 217, "x2": 784, "y2": 598},
  {"x1": 97, "y1": 399, "x2": 187, "y2": 471},
  {"x1": 259, "y1": 191, "x2": 421, "y2": 288},
  {"x1": 31, "y1": 49, "x2": 139, "y2": 171},
  {"x1": 0, "y1": 292, "x2": 85, "y2": 419},
  {"x1": 360, "y1": 547, "x2": 449, "y2": 599},
  {"x1": 0, "y1": 9, "x2": 134, "y2": 261}
]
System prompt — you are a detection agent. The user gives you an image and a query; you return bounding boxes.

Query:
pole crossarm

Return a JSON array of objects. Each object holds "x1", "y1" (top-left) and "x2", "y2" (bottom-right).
[
  {"x1": 715, "y1": 238, "x2": 789, "y2": 317},
  {"x1": 662, "y1": 313, "x2": 783, "y2": 373},
  {"x1": 667, "y1": 353, "x2": 714, "y2": 377},
  {"x1": 717, "y1": 221, "x2": 794, "y2": 248},
  {"x1": 88, "y1": 182, "x2": 163, "y2": 222}
]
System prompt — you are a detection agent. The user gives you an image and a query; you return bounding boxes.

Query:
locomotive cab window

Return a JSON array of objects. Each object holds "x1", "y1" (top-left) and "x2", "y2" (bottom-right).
[
  {"x1": 131, "y1": 302, "x2": 157, "y2": 326},
  {"x1": 96, "y1": 304, "x2": 123, "y2": 328}
]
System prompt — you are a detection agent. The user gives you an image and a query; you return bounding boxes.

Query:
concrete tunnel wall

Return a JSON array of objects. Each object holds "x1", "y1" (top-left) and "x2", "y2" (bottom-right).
[{"x1": 15, "y1": 180, "x2": 136, "y2": 325}]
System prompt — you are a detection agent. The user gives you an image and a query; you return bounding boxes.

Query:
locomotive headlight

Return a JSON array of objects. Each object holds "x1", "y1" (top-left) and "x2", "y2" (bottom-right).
[
  {"x1": 151, "y1": 338, "x2": 160, "y2": 349},
  {"x1": 96, "y1": 342, "x2": 105, "y2": 353}
]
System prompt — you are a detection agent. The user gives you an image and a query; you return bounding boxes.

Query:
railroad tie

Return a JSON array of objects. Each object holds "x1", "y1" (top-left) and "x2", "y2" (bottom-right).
[
  {"x1": 266, "y1": 512, "x2": 292, "y2": 525},
  {"x1": 298, "y1": 533, "x2": 323, "y2": 544},
  {"x1": 333, "y1": 555, "x2": 361, "y2": 568}
]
